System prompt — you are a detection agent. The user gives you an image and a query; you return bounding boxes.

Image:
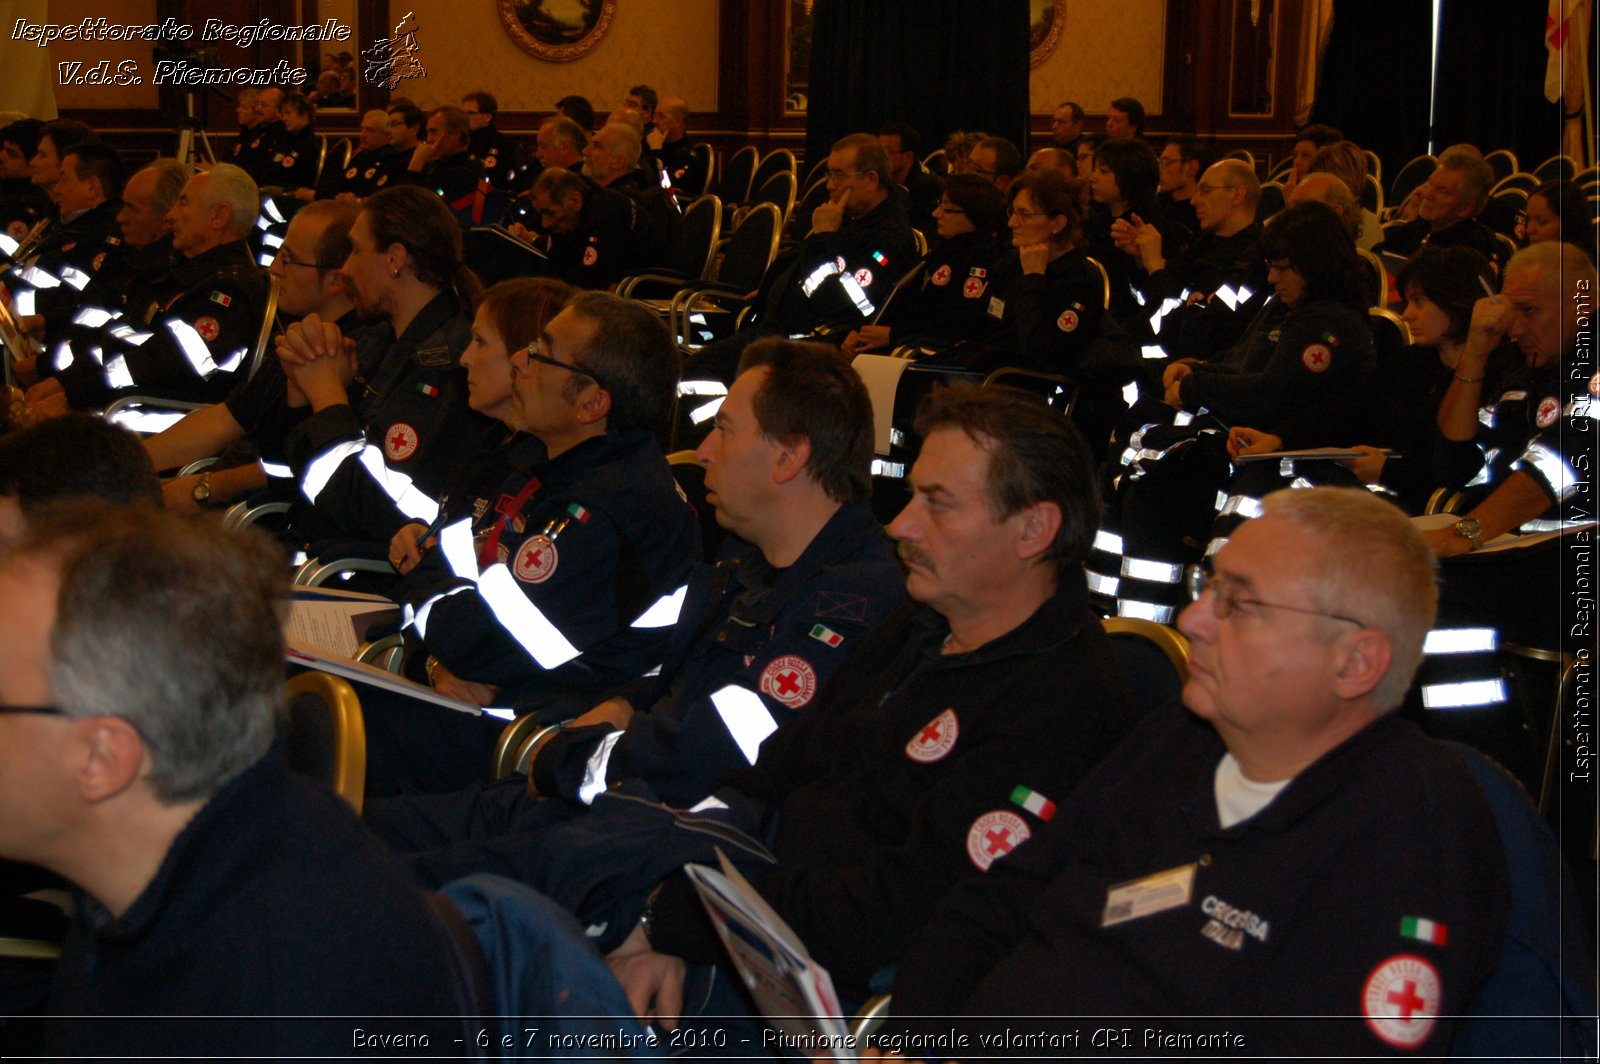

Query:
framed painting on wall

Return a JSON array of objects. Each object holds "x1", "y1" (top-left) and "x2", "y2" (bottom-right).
[{"x1": 498, "y1": 0, "x2": 617, "y2": 62}]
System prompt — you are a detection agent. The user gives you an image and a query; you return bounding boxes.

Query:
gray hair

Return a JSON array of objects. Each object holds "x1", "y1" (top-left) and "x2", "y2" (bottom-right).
[
  {"x1": 200, "y1": 163, "x2": 261, "y2": 240},
  {"x1": 142, "y1": 157, "x2": 192, "y2": 218},
  {"x1": 1259, "y1": 487, "x2": 1437, "y2": 712},
  {"x1": 1505, "y1": 239, "x2": 1598, "y2": 298},
  {"x1": 431, "y1": 105, "x2": 471, "y2": 142},
  {"x1": 595, "y1": 123, "x2": 642, "y2": 168},
  {"x1": 564, "y1": 291, "x2": 680, "y2": 435},
  {"x1": 24, "y1": 503, "x2": 288, "y2": 804},
  {"x1": 1436, "y1": 147, "x2": 1495, "y2": 214}
]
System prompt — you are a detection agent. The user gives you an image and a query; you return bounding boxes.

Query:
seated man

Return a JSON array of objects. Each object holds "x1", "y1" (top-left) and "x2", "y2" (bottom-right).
[
  {"x1": 316, "y1": 109, "x2": 404, "y2": 200},
  {"x1": 880, "y1": 123, "x2": 943, "y2": 239},
  {"x1": 475, "y1": 386, "x2": 1134, "y2": 1029},
  {"x1": 646, "y1": 98, "x2": 693, "y2": 189},
  {"x1": 0, "y1": 414, "x2": 160, "y2": 549},
  {"x1": 144, "y1": 199, "x2": 360, "y2": 514},
  {"x1": 270, "y1": 92, "x2": 320, "y2": 201},
  {"x1": 365, "y1": 340, "x2": 906, "y2": 875},
  {"x1": 888, "y1": 487, "x2": 1509, "y2": 1055},
  {"x1": 401, "y1": 105, "x2": 491, "y2": 224},
  {"x1": 519, "y1": 167, "x2": 668, "y2": 289},
  {"x1": 688, "y1": 133, "x2": 919, "y2": 385},
  {"x1": 968, "y1": 135, "x2": 1022, "y2": 194},
  {"x1": 1049, "y1": 100, "x2": 1085, "y2": 155},
  {"x1": 534, "y1": 115, "x2": 588, "y2": 174},
  {"x1": 1282, "y1": 122, "x2": 1342, "y2": 193},
  {"x1": 349, "y1": 293, "x2": 701, "y2": 795},
  {"x1": 1105, "y1": 96, "x2": 1146, "y2": 139},
  {"x1": 461, "y1": 90, "x2": 529, "y2": 192},
  {"x1": 1379, "y1": 147, "x2": 1504, "y2": 270},
  {"x1": 0, "y1": 503, "x2": 464, "y2": 1058},
  {"x1": 580, "y1": 123, "x2": 680, "y2": 262},
  {"x1": 1155, "y1": 133, "x2": 1208, "y2": 237},
  {"x1": 38, "y1": 164, "x2": 268, "y2": 409}
]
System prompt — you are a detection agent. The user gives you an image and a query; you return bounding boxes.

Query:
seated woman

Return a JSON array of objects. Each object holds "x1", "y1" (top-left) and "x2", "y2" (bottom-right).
[
  {"x1": 1163, "y1": 200, "x2": 1375, "y2": 444},
  {"x1": 1524, "y1": 178, "x2": 1597, "y2": 263},
  {"x1": 840, "y1": 174, "x2": 1007, "y2": 356},
  {"x1": 1084, "y1": 137, "x2": 1189, "y2": 321},
  {"x1": 1228, "y1": 245, "x2": 1512, "y2": 513}
]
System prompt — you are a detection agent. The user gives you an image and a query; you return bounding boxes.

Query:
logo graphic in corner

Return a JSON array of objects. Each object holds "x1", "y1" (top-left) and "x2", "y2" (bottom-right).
[
  {"x1": 966, "y1": 810, "x2": 1030, "y2": 871},
  {"x1": 905, "y1": 708, "x2": 959, "y2": 763},
  {"x1": 759, "y1": 655, "x2": 816, "y2": 709},
  {"x1": 1362, "y1": 954, "x2": 1441, "y2": 1049}
]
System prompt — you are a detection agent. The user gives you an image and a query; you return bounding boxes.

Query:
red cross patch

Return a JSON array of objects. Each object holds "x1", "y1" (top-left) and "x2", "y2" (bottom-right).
[
  {"x1": 1301, "y1": 343, "x2": 1332, "y2": 373},
  {"x1": 1362, "y1": 954, "x2": 1441, "y2": 1049},
  {"x1": 854, "y1": 267, "x2": 873, "y2": 287},
  {"x1": 345, "y1": 166, "x2": 358, "y2": 179},
  {"x1": 485, "y1": 153, "x2": 499, "y2": 168},
  {"x1": 1056, "y1": 309, "x2": 1080, "y2": 332},
  {"x1": 930, "y1": 264, "x2": 952, "y2": 286},
  {"x1": 383, "y1": 421, "x2": 420, "y2": 461},
  {"x1": 193, "y1": 316, "x2": 220, "y2": 342},
  {"x1": 92, "y1": 251, "x2": 106, "y2": 271},
  {"x1": 512, "y1": 534, "x2": 558, "y2": 583},
  {"x1": 905, "y1": 709, "x2": 959, "y2": 763},
  {"x1": 582, "y1": 245, "x2": 599, "y2": 267},
  {"x1": 281, "y1": 155, "x2": 296, "y2": 168},
  {"x1": 966, "y1": 810, "x2": 1031, "y2": 871},
  {"x1": 759, "y1": 655, "x2": 817, "y2": 709},
  {"x1": 364, "y1": 167, "x2": 378, "y2": 179},
  {"x1": 962, "y1": 277, "x2": 986, "y2": 299},
  {"x1": 1536, "y1": 396, "x2": 1561, "y2": 428}
]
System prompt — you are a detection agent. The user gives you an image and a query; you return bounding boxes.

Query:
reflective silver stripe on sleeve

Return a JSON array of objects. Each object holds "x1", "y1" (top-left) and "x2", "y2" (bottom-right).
[
  {"x1": 475, "y1": 564, "x2": 584, "y2": 669},
  {"x1": 167, "y1": 318, "x2": 220, "y2": 376},
  {"x1": 356, "y1": 446, "x2": 442, "y2": 524},
  {"x1": 58, "y1": 265, "x2": 90, "y2": 290},
  {"x1": 300, "y1": 439, "x2": 365, "y2": 503},
  {"x1": 577, "y1": 730, "x2": 627, "y2": 805},
  {"x1": 1422, "y1": 627, "x2": 1498, "y2": 655},
  {"x1": 439, "y1": 518, "x2": 478, "y2": 579},
  {"x1": 1121, "y1": 556, "x2": 1185, "y2": 584},
  {"x1": 71, "y1": 306, "x2": 117, "y2": 328},
  {"x1": 1093, "y1": 530, "x2": 1124, "y2": 555},
  {"x1": 1116, "y1": 599, "x2": 1178, "y2": 624},
  {"x1": 630, "y1": 584, "x2": 688, "y2": 629},
  {"x1": 1513, "y1": 440, "x2": 1579, "y2": 501},
  {"x1": 261, "y1": 460, "x2": 293, "y2": 479},
  {"x1": 1085, "y1": 571, "x2": 1121, "y2": 596},
  {"x1": 1421, "y1": 679, "x2": 1507, "y2": 709},
  {"x1": 16, "y1": 265, "x2": 59, "y2": 289},
  {"x1": 12, "y1": 289, "x2": 36, "y2": 316},
  {"x1": 405, "y1": 585, "x2": 475, "y2": 638},
  {"x1": 1218, "y1": 494, "x2": 1264, "y2": 519},
  {"x1": 709, "y1": 684, "x2": 780, "y2": 765}
]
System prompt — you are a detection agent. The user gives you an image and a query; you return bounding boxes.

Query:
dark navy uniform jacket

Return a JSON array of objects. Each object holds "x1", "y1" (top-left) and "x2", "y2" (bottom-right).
[
  {"x1": 57, "y1": 238, "x2": 267, "y2": 407},
  {"x1": 5, "y1": 200, "x2": 125, "y2": 340},
  {"x1": 316, "y1": 144, "x2": 404, "y2": 199},
  {"x1": 398, "y1": 430, "x2": 700, "y2": 717},
  {"x1": 288, "y1": 292, "x2": 499, "y2": 544},
  {"x1": 890, "y1": 704, "x2": 1509, "y2": 1056},
  {"x1": 532, "y1": 500, "x2": 907, "y2": 808}
]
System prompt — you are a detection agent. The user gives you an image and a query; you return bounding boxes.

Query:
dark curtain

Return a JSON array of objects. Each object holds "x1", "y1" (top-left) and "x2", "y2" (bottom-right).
[
  {"x1": 1310, "y1": 0, "x2": 1435, "y2": 174},
  {"x1": 1433, "y1": 0, "x2": 1563, "y2": 167},
  {"x1": 806, "y1": 0, "x2": 1030, "y2": 168}
]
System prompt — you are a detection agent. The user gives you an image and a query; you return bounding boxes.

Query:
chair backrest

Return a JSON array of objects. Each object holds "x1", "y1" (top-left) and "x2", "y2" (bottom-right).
[
  {"x1": 1223, "y1": 148, "x2": 1255, "y2": 169},
  {"x1": 1101, "y1": 617, "x2": 1190, "y2": 717},
  {"x1": 490, "y1": 714, "x2": 546, "y2": 780},
  {"x1": 910, "y1": 227, "x2": 927, "y2": 257},
  {"x1": 748, "y1": 170, "x2": 797, "y2": 226},
  {"x1": 923, "y1": 148, "x2": 948, "y2": 177},
  {"x1": 1363, "y1": 148, "x2": 1383, "y2": 185},
  {"x1": 668, "y1": 448, "x2": 723, "y2": 560},
  {"x1": 1361, "y1": 172, "x2": 1383, "y2": 214},
  {"x1": 713, "y1": 202, "x2": 782, "y2": 291},
  {"x1": 1483, "y1": 149, "x2": 1519, "y2": 182},
  {"x1": 1084, "y1": 255, "x2": 1112, "y2": 309},
  {"x1": 284, "y1": 671, "x2": 367, "y2": 813},
  {"x1": 981, "y1": 366, "x2": 1080, "y2": 420},
  {"x1": 803, "y1": 156, "x2": 829, "y2": 189},
  {"x1": 1257, "y1": 182, "x2": 1286, "y2": 221},
  {"x1": 1533, "y1": 154, "x2": 1577, "y2": 182},
  {"x1": 749, "y1": 148, "x2": 797, "y2": 196},
  {"x1": 789, "y1": 177, "x2": 831, "y2": 242},
  {"x1": 870, "y1": 261, "x2": 926, "y2": 325},
  {"x1": 1491, "y1": 172, "x2": 1541, "y2": 196},
  {"x1": 684, "y1": 142, "x2": 715, "y2": 199},
  {"x1": 312, "y1": 134, "x2": 330, "y2": 184},
  {"x1": 673, "y1": 194, "x2": 722, "y2": 279},
  {"x1": 1358, "y1": 249, "x2": 1391, "y2": 308},
  {"x1": 245, "y1": 270, "x2": 281, "y2": 382},
  {"x1": 716, "y1": 145, "x2": 759, "y2": 205},
  {"x1": 1445, "y1": 742, "x2": 1599, "y2": 1060},
  {"x1": 1368, "y1": 306, "x2": 1412, "y2": 357},
  {"x1": 1388, "y1": 154, "x2": 1437, "y2": 206},
  {"x1": 1266, "y1": 155, "x2": 1295, "y2": 183}
]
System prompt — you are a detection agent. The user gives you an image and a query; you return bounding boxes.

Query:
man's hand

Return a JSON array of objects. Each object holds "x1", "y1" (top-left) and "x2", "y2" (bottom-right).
[
  {"x1": 1225, "y1": 426, "x2": 1282, "y2": 459},
  {"x1": 162, "y1": 474, "x2": 208, "y2": 514},
  {"x1": 388, "y1": 521, "x2": 432, "y2": 574},
  {"x1": 606, "y1": 923, "x2": 686, "y2": 1031},
  {"x1": 1017, "y1": 241, "x2": 1051, "y2": 276},
  {"x1": 1124, "y1": 213, "x2": 1165, "y2": 273},
  {"x1": 427, "y1": 659, "x2": 501, "y2": 707},
  {"x1": 842, "y1": 324, "x2": 892, "y2": 356},
  {"x1": 23, "y1": 380, "x2": 69, "y2": 420},
  {"x1": 1161, "y1": 360, "x2": 1196, "y2": 408},
  {"x1": 277, "y1": 313, "x2": 356, "y2": 411},
  {"x1": 408, "y1": 140, "x2": 435, "y2": 172},
  {"x1": 811, "y1": 187, "x2": 852, "y2": 234},
  {"x1": 1465, "y1": 296, "x2": 1513, "y2": 354},
  {"x1": 568, "y1": 697, "x2": 636, "y2": 731},
  {"x1": 646, "y1": 128, "x2": 666, "y2": 151}
]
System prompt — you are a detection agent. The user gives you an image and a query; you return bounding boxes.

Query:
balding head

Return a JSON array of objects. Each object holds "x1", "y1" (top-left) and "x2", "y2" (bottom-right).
[
  {"x1": 1193, "y1": 160, "x2": 1258, "y2": 235},
  {"x1": 1289, "y1": 171, "x2": 1360, "y2": 244}
]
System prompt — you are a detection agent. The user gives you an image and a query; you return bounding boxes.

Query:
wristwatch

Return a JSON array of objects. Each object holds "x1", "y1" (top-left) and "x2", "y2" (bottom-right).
[
  {"x1": 191, "y1": 472, "x2": 213, "y2": 508},
  {"x1": 1451, "y1": 516, "x2": 1484, "y2": 551}
]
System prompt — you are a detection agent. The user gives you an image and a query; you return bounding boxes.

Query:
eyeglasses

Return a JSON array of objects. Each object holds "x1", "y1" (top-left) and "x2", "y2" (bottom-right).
[
  {"x1": 521, "y1": 339, "x2": 607, "y2": 392},
  {"x1": 1158, "y1": 156, "x2": 1185, "y2": 167},
  {"x1": 825, "y1": 169, "x2": 864, "y2": 182},
  {"x1": 274, "y1": 247, "x2": 327, "y2": 271},
  {"x1": 1186, "y1": 559, "x2": 1364, "y2": 627},
  {"x1": 936, "y1": 203, "x2": 966, "y2": 215},
  {"x1": 1006, "y1": 206, "x2": 1048, "y2": 220},
  {"x1": 0, "y1": 703, "x2": 63, "y2": 717}
]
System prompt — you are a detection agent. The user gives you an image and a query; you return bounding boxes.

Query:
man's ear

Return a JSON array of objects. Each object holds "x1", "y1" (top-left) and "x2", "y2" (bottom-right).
[
  {"x1": 574, "y1": 382, "x2": 613, "y2": 426},
  {"x1": 1331, "y1": 629, "x2": 1392, "y2": 703},
  {"x1": 77, "y1": 717, "x2": 147, "y2": 804},
  {"x1": 1013, "y1": 500, "x2": 1062, "y2": 563},
  {"x1": 772, "y1": 435, "x2": 812, "y2": 486}
]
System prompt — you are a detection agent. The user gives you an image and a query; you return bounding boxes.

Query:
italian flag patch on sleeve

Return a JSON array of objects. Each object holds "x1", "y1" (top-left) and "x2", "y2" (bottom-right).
[
  {"x1": 1399, "y1": 916, "x2": 1448, "y2": 946},
  {"x1": 1010, "y1": 785, "x2": 1056, "y2": 821}
]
